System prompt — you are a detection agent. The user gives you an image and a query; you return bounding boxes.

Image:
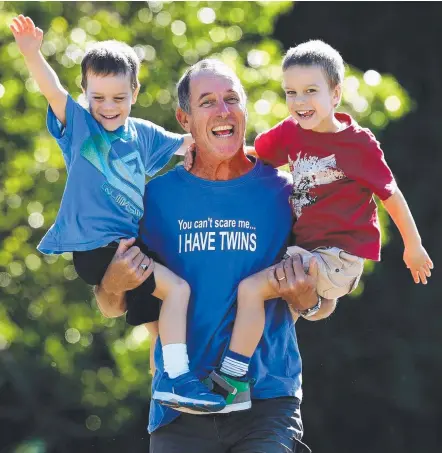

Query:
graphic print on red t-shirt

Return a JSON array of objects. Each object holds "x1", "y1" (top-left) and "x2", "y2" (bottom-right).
[
  {"x1": 254, "y1": 113, "x2": 397, "y2": 260},
  {"x1": 288, "y1": 152, "x2": 345, "y2": 219}
]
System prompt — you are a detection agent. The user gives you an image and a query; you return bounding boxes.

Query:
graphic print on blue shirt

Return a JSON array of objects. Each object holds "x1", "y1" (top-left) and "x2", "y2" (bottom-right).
[
  {"x1": 140, "y1": 161, "x2": 303, "y2": 433},
  {"x1": 37, "y1": 95, "x2": 183, "y2": 254},
  {"x1": 80, "y1": 128, "x2": 145, "y2": 219}
]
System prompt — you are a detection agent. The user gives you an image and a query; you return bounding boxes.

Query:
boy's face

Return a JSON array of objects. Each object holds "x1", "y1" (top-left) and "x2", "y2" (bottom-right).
[
  {"x1": 83, "y1": 72, "x2": 139, "y2": 131},
  {"x1": 282, "y1": 65, "x2": 341, "y2": 133}
]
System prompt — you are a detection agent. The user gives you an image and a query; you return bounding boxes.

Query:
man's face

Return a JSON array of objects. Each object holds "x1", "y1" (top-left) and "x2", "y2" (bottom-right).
[
  {"x1": 181, "y1": 71, "x2": 246, "y2": 160},
  {"x1": 282, "y1": 65, "x2": 341, "y2": 133},
  {"x1": 84, "y1": 72, "x2": 139, "y2": 131}
]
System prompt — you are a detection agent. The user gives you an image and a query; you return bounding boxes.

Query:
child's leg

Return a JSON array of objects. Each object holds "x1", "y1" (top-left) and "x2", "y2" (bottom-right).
[
  {"x1": 151, "y1": 263, "x2": 191, "y2": 379},
  {"x1": 152, "y1": 263, "x2": 190, "y2": 346},
  {"x1": 221, "y1": 268, "x2": 279, "y2": 378},
  {"x1": 151, "y1": 263, "x2": 226, "y2": 413},
  {"x1": 144, "y1": 321, "x2": 159, "y2": 376}
]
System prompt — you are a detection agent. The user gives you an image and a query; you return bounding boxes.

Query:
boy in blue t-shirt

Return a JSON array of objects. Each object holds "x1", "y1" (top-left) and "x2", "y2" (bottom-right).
[{"x1": 10, "y1": 14, "x2": 225, "y2": 413}]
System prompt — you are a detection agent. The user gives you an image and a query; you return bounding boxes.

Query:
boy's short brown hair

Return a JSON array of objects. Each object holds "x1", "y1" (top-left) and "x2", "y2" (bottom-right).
[
  {"x1": 81, "y1": 40, "x2": 140, "y2": 91},
  {"x1": 282, "y1": 40, "x2": 345, "y2": 89}
]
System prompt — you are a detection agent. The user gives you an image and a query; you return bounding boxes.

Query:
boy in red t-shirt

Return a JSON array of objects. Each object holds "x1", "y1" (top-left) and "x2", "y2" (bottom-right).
[{"x1": 212, "y1": 40, "x2": 433, "y2": 395}]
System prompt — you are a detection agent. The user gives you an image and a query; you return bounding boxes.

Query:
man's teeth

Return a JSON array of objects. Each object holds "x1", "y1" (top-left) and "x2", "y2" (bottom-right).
[
  {"x1": 212, "y1": 125, "x2": 234, "y2": 137},
  {"x1": 212, "y1": 125, "x2": 233, "y2": 131}
]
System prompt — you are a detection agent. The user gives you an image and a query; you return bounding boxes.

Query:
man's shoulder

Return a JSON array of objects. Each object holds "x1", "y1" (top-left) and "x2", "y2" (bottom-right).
[
  {"x1": 146, "y1": 166, "x2": 182, "y2": 189},
  {"x1": 257, "y1": 161, "x2": 293, "y2": 187}
]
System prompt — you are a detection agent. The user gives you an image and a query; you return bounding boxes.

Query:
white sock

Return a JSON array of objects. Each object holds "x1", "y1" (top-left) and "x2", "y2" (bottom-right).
[{"x1": 162, "y1": 343, "x2": 190, "y2": 379}]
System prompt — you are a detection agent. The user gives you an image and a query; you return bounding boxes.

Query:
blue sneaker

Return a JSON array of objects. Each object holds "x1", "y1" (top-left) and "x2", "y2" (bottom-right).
[{"x1": 152, "y1": 371, "x2": 226, "y2": 414}]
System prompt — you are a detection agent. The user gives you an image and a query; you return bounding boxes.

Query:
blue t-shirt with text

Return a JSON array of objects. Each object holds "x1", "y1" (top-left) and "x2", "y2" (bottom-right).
[
  {"x1": 140, "y1": 160, "x2": 303, "y2": 433},
  {"x1": 38, "y1": 95, "x2": 183, "y2": 254}
]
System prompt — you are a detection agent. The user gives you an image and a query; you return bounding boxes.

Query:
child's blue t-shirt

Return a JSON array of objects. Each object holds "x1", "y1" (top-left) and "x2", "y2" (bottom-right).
[
  {"x1": 38, "y1": 95, "x2": 183, "y2": 254},
  {"x1": 140, "y1": 161, "x2": 302, "y2": 433}
]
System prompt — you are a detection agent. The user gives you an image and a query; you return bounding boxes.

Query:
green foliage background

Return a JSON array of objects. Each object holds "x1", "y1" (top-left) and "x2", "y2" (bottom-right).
[{"x1": 0, "y1": 2, "x2": 422, "y2": 452}]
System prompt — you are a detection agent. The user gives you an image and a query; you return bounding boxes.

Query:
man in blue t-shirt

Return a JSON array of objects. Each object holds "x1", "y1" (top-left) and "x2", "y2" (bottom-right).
[{"x1": 96, "y1": 60, "x2": 338, "y2": 453}]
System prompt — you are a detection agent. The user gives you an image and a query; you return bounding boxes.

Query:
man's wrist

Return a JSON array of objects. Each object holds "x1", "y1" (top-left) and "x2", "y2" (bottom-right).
[
  {"x1": 100, "y1": 281, "x2": 123, "y2": 297},
  {"x1": 296, "y1": 295, "x2": 322, "y2": 318}
]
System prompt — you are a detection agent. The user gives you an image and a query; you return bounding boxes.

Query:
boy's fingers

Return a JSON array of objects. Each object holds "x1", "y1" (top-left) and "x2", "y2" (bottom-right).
[
  {"x1": 419, "y1": 268, "x2": 427, "y2": 285},
  {"x1": 12, "y1": 17, "x2": 24, "y2": 32},
  {"x1": 428, "y1": 258, "x2": 434, "y2": 269},
  {"x1": 18, "y1": 14, "x2": 27, "y2": 29},
  {"x1": 35, "y1": 28, "x2": 43, "y2": 39},
  {"x1": 410, "y1": 268, "x2": 418, "y2": 284},
  {"x1": 25, "y1": 16, "x2": 35, "y2": 30},
  {"x1": 413, "y1": 270, "x2": 420, "y2": 284},
  {"x1": 423, "y1": 264, "x2": 431, "y2": 277},
  {"x1": 9, "y1": 24, "x2": 18, "y2": 35}
]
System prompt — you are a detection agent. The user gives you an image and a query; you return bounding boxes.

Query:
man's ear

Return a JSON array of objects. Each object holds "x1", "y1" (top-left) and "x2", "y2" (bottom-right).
[
  {"x1": 176, "y1": 107, "x2": 191, "y2": 132},
  {"x1": 332, "y1": 83, "x2": 342, "y2": 108},
  {"x1": 132, "y1": 84, "x2": 140, "y2": 104}
]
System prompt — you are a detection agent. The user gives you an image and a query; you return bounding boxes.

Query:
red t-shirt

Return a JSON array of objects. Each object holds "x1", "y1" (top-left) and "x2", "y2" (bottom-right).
[{"x1": 254, "y1": 113, "x2": 397, "y2": 260}]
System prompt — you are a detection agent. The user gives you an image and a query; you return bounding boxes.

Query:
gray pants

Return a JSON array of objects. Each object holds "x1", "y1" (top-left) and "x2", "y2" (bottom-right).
[{"x1": 150, "y1": 397, "x2": 311, "y2": 453}]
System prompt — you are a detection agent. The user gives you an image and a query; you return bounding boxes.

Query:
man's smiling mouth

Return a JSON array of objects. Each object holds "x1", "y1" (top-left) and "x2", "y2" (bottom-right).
[{"x1": 212, "y1": 125, "x2": 234, "y2": 138}]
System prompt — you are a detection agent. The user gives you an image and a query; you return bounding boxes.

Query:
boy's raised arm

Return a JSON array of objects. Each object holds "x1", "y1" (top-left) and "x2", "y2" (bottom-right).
[{"x1": 10, "y1": 15, "x2": 68, "y2": 125}]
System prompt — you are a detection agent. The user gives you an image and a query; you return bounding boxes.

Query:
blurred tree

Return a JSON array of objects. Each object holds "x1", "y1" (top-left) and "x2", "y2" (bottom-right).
[{"x1": 0, "y1": 2, "x2": 410, "y2": 452}]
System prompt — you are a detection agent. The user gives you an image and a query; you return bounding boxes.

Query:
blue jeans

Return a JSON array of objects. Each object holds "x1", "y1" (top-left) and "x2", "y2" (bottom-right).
[{"x1": 150, "y1": 397, "x2": 311, "y2": 453}]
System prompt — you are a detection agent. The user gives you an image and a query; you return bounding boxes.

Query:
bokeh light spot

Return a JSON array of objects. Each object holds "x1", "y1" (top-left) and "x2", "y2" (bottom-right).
[
  {"x1": 85, "y1": 415, "x2": 101, "y2": 431},
  {"x1": 28, "y1": 212, "x2": 44, "y2": 229},
  {"x1": 0, "y1": 272, "x2": 12, "y2": 287},
  {"x1": 25, "y1": 254, "x2": 42, "y2": 271},
  {"x1": 171, "y1": 20, "x2": 186, "y2": 36},
  {"x1": 198, "y1": 8, "x2": 216, "y2": 24},
  {"x1": 363, "y1": 70, "x2": 382, "y2": 86},
  {"x1": 385, "y1": 95, "x2": 401, "y2": 112},
  {"x1": 254, "y1": 99, "x2": 271, "y2": 115},
  {"x1": 65, "y1": 328, "x2": 81, "y2": 344}
]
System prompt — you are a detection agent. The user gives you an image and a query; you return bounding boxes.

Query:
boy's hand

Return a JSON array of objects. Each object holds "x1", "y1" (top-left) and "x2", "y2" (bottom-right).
[
  {"x1": 10, "y1": 15, "x2": 43, "y2": 58},
  {"x1": 184, "y1": 143, "x2": 196, "y2": 171},
  {"x1": 403, "y1": 244, "x2": 433, "y2": 284}
]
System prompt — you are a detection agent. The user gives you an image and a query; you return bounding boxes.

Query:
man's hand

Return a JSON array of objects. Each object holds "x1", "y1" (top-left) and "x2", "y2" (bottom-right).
[
  {"x1": 268, "y1": 254, "x2": 318, "y2": 313},
  {"x1": 403, "y1": 243, "x2": 433, "y2": 284},
  {"x1": 101, "y1": 237, "x2": 154, "y2": 295},
  {"x1": 184, "y1": 143, "x2": 196, "y2": 171},
  {"x1": 10, "y1": 15, "x2": 43, "y2": 58}
]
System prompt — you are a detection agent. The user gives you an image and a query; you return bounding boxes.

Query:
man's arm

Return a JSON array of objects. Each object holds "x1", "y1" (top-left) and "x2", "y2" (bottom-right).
[
  {"x1": 94, "y1": 283, "x2": 127, "y2": 318},
  {"x1": 10, "y1": 15, "x2": 68, "y2": 124},
  {"x1": 268, "y1": 255, "x2": 337, "y2": 322}
]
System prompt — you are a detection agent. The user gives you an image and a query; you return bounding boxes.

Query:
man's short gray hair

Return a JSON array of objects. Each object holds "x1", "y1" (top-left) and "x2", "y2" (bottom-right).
[{"x1": 177, "y1": 59, "x2": 247, "y2": 113}]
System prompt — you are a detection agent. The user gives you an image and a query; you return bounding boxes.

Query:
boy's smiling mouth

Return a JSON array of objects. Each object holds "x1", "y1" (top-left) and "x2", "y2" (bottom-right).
[
  {"x1": 100, "y1": 114, "x2": 120, "y2": 120},
  {"x1": 296, "y1": 110, "x2": 315, "y2": 119}
]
